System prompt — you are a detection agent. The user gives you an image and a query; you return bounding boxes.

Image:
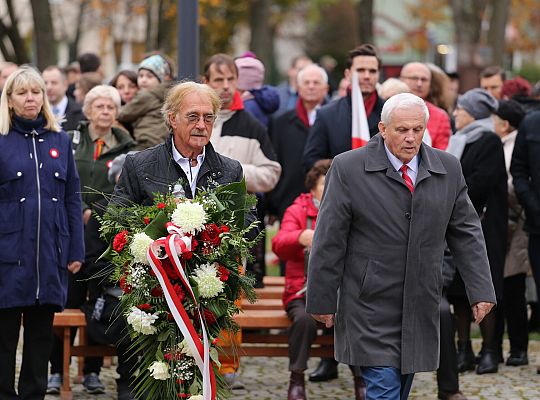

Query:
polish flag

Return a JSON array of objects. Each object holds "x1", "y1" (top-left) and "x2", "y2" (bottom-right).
[{"x1": 351, "y1": 70, "x2": 371, "y2": 149}]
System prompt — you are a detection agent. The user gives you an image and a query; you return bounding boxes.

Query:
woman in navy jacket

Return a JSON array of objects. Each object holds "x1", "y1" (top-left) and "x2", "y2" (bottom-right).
[{"x1": 0, "y1": 66, "x2": 84, "y2": 400}]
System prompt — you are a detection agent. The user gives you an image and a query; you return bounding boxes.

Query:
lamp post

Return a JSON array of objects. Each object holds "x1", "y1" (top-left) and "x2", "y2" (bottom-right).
[{"x1": 177, "y1": 0, "x2": 199, "y2": 80}]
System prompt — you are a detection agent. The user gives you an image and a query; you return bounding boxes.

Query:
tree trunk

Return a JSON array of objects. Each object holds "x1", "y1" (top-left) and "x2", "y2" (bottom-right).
[
  {"x1": 249, "y1": 0, "x2": 274, "y2": 75},
  {"x1": 487, "y1": 0, "x2": 510, "y2": 66},
  {"x1": 450, "y1": 0, "x2": 488, "y2": 91},
  {"x1": 4, "y1": 0, "x2": 29, "y2": 64},
  {"x1": 356, "y1": 0, "x2": 374, "y2": 44},
  {"x1": 69, "y1": 0, "x2": 88, "y2": 62},
  {"x1": 30, "y1": 0, "x2": 57, "y2": 69}
]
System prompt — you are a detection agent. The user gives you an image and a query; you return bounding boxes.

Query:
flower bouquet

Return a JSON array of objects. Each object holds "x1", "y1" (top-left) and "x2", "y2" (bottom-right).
[{"x1": 98, "y1": 179, "x2": 259, "y2": 399}]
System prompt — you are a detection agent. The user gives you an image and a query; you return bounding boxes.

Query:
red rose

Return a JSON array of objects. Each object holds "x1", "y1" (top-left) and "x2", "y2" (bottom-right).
[
  {"x1": 220, "y1": 225, "x2": 230, "y2": 233},
  {"x1": 173, "y1": 283, "x2": 185, "y2": 302},
  {"x1": 161, "y1": 258, "x2": 179, "y2": 280},
  {"x1": 151, "y1": 286, "x2": 163, "y2": 297},
  {"x1": 218, "y1": 265, "x2": 231, "y2": 282},
  {"x1": 190, "y1": 238, "x2": 199, "y2": 250},
  {"x1": 164, "y1": 353, "x2": 172, "y2": 361},
  {"x1": 112, "y1": 230, "x2": 129, "y2": 252},
  {"x1": 119, "y1": 276, "x2": 132, "y2": 294},
  {"x1": 137, "y1": 303, "x2": 152, "y2": 311},
  {"x1": 182, "y1": 251, "x2": 193, "y2": 260},
  {"x1": 200, "y1": 224, "x2": 221, "y2": 246},
  {"x1": 143, "y1": 216, "x2": 150, "y2": 225},
  {"x1": 156, "y1": 202, "x2": 166, "y2": 209},
  {"x1": 203, "y1": 308, "x2": 216, "y2": 324}
]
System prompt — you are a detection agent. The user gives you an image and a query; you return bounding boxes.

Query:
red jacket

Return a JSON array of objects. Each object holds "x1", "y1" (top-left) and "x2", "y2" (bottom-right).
[
  {"x1": 426, "y1": 101, "x2": 451, "y2": 150},
  {"x1": 272, "y1": 193, "x2": 318, "y2": 308}
]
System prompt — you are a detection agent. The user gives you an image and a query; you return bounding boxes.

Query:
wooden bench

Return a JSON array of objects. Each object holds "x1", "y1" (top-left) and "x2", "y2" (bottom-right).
[
  {"x1": 52, "y1": 309, "x2": 116, "y2": 400},
  {"x1": 52, "y1": 276, "x2": 333, "y2": 398}
]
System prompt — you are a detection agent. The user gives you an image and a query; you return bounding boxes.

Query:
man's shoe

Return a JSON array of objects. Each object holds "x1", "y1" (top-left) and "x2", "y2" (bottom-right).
[
  {"x1": 438, "y1": 390, "x2": 468, "y2": 400},
  {"x1": 456, "y1": 341, "x2": 476, "y2": 372},
  {"x1": 353, "y1": 376, "x2": 366, "y2": 400},
  {"x1": 308, "y1": 358, "x2": 338, "y2": 382},
  {"x1": 476, "y1": 349, "x2": 498, "y2": 374},
  {"x1": 288, "y1": 372, "x2": 307, "y2": 400},
  {"x1": 83, "y1": 373, "x2": 106, "y2": 394},
  {"x1": 506, "y1": 351, "x2": 528, "y2": 366},
  {"x1": 46, "y1": 373, "x2": 62, "y2": 394}
]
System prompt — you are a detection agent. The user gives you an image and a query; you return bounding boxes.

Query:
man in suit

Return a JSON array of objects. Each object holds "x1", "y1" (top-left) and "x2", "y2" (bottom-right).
[
  {"x1": 43, "y1": 65, "x2": 84, "y2": 131},
  {"x1": 306, "y1": 93, "x2": 496, "y2": 399},
  {"x1": 302, "y1": 44, "x2": 385, "y2": 170}
]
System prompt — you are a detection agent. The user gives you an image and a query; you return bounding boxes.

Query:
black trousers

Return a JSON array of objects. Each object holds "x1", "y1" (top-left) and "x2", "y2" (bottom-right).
[
  {"x1": 436, "y1": 295, "x2": 459, "y2": 396},
  {"x1": 286, "y1": 298, "x2": 318, "y2": 371},
  {"x1": 49, "y1": 272, "x2": 102, "y2": 375},
  {"x1": 0, "y1": 304, "x2": 56, "y2": 400},
  {"x1": 503, "y1": 273, "x2": 528, "y2": 353}
]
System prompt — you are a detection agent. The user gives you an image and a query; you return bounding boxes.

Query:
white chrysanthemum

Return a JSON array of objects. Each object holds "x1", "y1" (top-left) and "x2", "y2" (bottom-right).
[
  {"x1": 129, "y1": 232, "x2": 154, "y2": 265},
  {"x1": 179, "y1": 338, "x2": 194, "y2": 358},
  {"x1": 148, "y1": 361, "x2": 170, "y2": 380},
  {"x1": 171, "y1": 202, "x2": 206, "y2": 234},
  {"x1": 193, "y1": 263, "x2": 224, "y2": 298},
  {"x1": 126, "y1": 306, "x2": 158, "y2": 335}
]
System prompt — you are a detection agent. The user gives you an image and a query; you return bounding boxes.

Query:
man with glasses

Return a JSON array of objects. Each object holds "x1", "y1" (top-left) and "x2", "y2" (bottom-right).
[
  {"x1": 400, "y1": 62, "x2": 451, "y2": 150},
  {"x1": 112, "y1": 81, "x2": 253, "y2": 204}
]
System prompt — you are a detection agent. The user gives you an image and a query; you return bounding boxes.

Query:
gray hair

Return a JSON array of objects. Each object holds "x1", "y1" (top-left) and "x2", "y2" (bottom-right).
[
  {"x1": 82, "y1": 85, "x2": 121, "y2": 117},
  {"x1": 381, "y1": 92, "x2": 429, "y2": 126},
  {"x1": 297, "y1": 64, "x2": 328, "y2": 85}
]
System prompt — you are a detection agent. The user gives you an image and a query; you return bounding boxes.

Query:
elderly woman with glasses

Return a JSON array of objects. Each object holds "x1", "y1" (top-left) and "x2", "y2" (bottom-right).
[
  {"x1": 46, "y1": 85, "x2": 136, "y2": 395},
  {"x1": 0, "y1": 66, "x2": 84, "y2": 399}
]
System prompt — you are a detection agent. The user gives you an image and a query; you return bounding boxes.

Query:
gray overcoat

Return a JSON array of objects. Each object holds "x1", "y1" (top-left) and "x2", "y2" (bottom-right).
[{"x1": 305, "y1": 134, "x2": 496, "y2": 374}]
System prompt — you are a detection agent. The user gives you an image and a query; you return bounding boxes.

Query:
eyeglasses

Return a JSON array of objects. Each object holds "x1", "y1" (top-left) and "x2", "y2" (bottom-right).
[
  {"x1": 401, "y1": 75, "x2": 430, "y2": 83},
  {"x1": 185, "y1": 113, "x2": 216, "y2": 124}
]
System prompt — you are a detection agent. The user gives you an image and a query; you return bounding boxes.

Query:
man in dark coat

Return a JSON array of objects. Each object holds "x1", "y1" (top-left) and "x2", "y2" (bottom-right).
[
  {"x1": 306, "y1": 93, "x2": 496, "y2": 399},
  {"x1": 42, "y1": 65, "x2": 84, "y2": 131},
  {"x1": 510, "y1": 109, "x2": 540, "y2": 374},
  {"x1": 268, "y1": 63, "x2": 329, "y2": 220},
  {"x1": 302, "y1": 44, "x2": 385, "y2": 170}
]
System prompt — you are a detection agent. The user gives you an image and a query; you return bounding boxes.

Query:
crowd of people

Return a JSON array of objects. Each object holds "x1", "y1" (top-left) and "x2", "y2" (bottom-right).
[{"x1": 0, "y1": 42, "x2": 539, "y2": 400}]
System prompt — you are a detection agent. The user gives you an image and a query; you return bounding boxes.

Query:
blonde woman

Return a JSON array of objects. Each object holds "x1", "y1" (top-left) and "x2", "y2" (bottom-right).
[{"x1": 0, "y1": 66, "x2": 84, "y2": 399}]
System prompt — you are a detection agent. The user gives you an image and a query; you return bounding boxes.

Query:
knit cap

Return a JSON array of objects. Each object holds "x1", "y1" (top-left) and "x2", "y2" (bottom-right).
[
  {"x1": 138, "y1": 55, "x2": 170, "y2": 82},
  {"x1": 457, "y1": 88, "x2": 498, "y2": 120},
  {"x1": 494, "y1": 100, "x2": 526, "y2": 129},
  {"x1": 235, "y1": 57, "x2": 265, "y2": 91}
]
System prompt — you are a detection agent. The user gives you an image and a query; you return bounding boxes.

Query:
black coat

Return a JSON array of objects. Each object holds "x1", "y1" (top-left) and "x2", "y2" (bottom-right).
[
  {"x1": 62, "y1": 97, "x2": 85, "y2": 132},
  {"x1": 511, "y1": 110, "x2": 540, "y2": 234},
  {"x1": 302, "y1": 94, "x2": 384, "y2": 170},
  {"x1": 267, "y1": 109, "x2": 310, "y2": 219},
  {"x1": 457, "y1": 131, "x2": 508, "y2": 299}
]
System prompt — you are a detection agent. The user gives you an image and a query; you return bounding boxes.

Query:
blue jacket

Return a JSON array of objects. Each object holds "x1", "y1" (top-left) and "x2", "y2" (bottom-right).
[
  {"x1": 243, "y1": 85, "x2": 280, "y2": 127},
  {"x1": 0, "y1": 114, "x2": 85, "y2": 310}
]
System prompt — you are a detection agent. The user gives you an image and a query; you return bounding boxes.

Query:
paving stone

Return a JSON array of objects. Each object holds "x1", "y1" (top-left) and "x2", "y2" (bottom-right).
[{"x1": 13, "y1": 339, "x2": 540, "y2": 399}]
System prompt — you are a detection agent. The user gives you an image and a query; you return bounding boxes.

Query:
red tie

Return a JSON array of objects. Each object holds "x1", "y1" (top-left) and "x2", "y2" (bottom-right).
[
  {"x1": 400, "y1": 164, "x2": 414, "y2": 193},
  {"x1": 94, "y1": 139, "x2": 104, "y2": 160}
]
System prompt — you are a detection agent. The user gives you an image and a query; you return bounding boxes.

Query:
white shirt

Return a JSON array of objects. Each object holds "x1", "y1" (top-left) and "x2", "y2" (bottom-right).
[
  {"x1": 384, "y1": 143, "x2": 419, "y2": 185},
  {"x1": 52, "y1": 95, "x2": 68, "y2": 117},
  {"x1": 171, "y1": 138, "x2": 206, "y2": 197},
  {"x1": 308, "y1": 105, "x2": 321, "y2": 126}
]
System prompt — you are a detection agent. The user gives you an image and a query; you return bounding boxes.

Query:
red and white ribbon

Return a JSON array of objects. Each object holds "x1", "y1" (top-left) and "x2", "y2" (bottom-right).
[{"x1": 147, "y1": 225, "x2": 216, "y2": 400}]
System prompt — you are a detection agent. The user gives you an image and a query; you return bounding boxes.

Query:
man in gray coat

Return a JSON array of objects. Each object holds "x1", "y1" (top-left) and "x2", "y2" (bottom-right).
[{"x1": 306, "y1": 93, "x2": 496, "y2": 399}]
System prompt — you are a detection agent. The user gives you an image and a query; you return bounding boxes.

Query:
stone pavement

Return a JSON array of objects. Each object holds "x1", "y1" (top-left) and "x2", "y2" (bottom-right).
[{"x1": 14, "y1": 339, "x2": 539, "y2": 399}]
